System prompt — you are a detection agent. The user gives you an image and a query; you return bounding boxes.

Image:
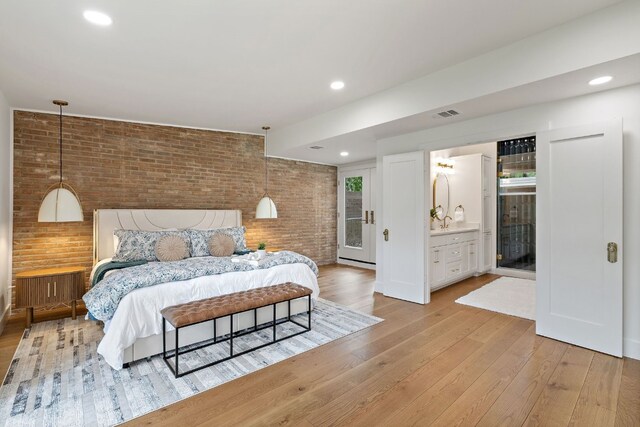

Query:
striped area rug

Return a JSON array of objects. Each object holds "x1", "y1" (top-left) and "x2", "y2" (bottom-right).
[{"x1": 0, "y1": 299, "x2": 382, "y2": 426}]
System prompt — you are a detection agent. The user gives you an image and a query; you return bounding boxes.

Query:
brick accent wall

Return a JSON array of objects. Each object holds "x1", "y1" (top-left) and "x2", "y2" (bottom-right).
[{"x1": 12, "y1": 111, "x2": 336, "y2": 309}]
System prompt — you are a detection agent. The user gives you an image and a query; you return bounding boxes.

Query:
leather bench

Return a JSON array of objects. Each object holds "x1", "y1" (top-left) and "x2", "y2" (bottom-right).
[{"x1": 161, "y1": 282, "x2": 312, "y2": 378}]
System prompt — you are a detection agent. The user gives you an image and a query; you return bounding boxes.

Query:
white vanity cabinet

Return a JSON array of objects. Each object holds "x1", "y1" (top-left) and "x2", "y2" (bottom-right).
[
  {"x1": 430, "y1": 246, "x2": 446, "y2": 284},
  {"x1": 429, "y1": 229, "x2": 479, "y2": 291}
]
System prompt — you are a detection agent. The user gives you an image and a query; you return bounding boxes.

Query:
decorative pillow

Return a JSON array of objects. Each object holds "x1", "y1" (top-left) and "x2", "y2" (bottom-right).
[
  {"x1": 208, "y1": 234, "x2": 235, "y2": 257},
  {"x1": 113, "y1": 229, "x2": 190, "y2": 262},
  {"x1": 155, "y1": 235, "x2": 189, "y2": 262},
  {"x1": 188, "y1": 226, "x2": 247, "y2": 257}
]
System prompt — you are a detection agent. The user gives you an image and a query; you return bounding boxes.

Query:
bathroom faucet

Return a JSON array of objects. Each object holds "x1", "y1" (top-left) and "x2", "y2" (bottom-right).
[{"x1": 441, "y1": 215, "x2": 452, "y2": 229}]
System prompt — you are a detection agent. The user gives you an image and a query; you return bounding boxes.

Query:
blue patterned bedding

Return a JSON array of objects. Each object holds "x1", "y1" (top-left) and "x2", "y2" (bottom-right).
[{"x1": 83, "y1": 251, "x2": 319, "y2": 322}]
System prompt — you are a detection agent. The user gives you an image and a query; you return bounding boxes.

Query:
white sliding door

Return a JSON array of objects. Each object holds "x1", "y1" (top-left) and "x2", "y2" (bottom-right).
[
  {"x1": 537, "y1": 119, "x2": 623, "y2": 356},
  {"x1": 382, "y1": 151, "x2": 426, "y2": 304}
]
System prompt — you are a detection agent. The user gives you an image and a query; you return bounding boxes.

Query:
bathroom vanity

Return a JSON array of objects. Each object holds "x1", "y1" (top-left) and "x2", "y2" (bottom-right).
[{"x1": 429, "y1": 227, "x2": 480, "y2": 291}]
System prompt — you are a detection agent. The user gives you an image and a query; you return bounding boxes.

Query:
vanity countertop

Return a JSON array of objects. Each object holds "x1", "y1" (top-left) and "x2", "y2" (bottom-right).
[{"x1": 430, "y1": 226, "x2": 480, "y2": 236}]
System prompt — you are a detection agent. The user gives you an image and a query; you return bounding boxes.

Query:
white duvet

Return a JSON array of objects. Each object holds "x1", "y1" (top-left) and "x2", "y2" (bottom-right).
[{"x1": 94, "y1": 262, "x2": 319, "y2": 369}]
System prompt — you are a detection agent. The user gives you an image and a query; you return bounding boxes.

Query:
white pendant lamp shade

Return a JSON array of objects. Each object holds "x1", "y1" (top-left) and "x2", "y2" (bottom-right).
[
  {"x1": 38, "y1": 100, "x2": 84, "y2": 223},
  {"x1": 256, "y1": 195, "x2": 278, "y2": 219},
  {"x1": 38, "y1": 185, "x2": 84, "y2": 222},
  {"x1": 256, "y1": 125, "x2": 278, "y2": 219}
]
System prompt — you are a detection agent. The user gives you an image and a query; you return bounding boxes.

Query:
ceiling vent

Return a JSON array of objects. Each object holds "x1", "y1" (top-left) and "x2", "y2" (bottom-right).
[
  {"x1": 434, "y1": 109, "x2": 461, "y2": 118},
  {"x1": 309, "y1": 145, "x2": 324, "y2": 149}
]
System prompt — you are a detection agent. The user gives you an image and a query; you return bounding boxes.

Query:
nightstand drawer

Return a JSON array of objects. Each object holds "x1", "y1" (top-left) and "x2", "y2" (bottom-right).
[
  {"x1": 16, "y1": 272, "x2": 84, "y2": 307},
  {"x1": 16, "y1": 269, "x2": 85, "y2": 307},
  {"x1": 15, "y1": 266, "x2": 86, "y2": 327},
  {"x1": 16, "y1": 276, "x2": 55, "y2": 307}
]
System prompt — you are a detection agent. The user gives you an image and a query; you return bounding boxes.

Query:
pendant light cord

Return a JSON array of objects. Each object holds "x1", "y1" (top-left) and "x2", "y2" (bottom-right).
[
  {"x1": 58, "y1": 104, "x2": 63, "y2": 185},
  {"x1": 263, "y1": 126, "x2": 270, "y2": 196}
]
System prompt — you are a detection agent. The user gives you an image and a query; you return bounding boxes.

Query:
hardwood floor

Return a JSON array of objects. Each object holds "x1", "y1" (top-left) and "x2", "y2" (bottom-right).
[{"x1": 1, "y1": 264, "x2": 638, "y2": 426}]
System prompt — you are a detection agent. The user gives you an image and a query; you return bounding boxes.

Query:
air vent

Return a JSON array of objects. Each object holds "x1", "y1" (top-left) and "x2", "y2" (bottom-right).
[
  {"x1": 434, "y1": 109, "x2": 461, "y2": 118},
  {"x1": 309, "y1": 145, "x2": 324, "y2": 149}
]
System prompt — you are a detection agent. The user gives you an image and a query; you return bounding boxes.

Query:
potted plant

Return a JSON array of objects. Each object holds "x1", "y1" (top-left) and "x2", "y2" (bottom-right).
[
  {"x1": 430, "y1": 208, "x2": 438, "y2": 230},
  {"x1": 257, "y1": 242, "x2": 267, "y2": 258}
]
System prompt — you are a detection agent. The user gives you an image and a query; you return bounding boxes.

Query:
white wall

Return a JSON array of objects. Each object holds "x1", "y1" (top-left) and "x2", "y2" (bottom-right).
[
  {"x1": 430, "y1": 142, "x2": 497, "y2": 223},
  {"x1": 431, "y1": 141, "x2": 497, "y2": 161},
  {"x1": 433, "y1": 154, "x2": 482, "y2": 225},
  {"x1": 0, "y1": 90, "x2": 10, "y2": 334},
  {"x1": 376, "y1": 84, "x2": 640, "y2": 359}
]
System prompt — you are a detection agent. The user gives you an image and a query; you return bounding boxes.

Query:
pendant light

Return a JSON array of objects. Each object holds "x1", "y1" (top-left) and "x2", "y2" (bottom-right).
[
  {"x1": 255, "y1": 126, "x2": 278, "y2": 219},
  {"x1": 38, "y1": 100, "x2": 84, "y2": 222}
]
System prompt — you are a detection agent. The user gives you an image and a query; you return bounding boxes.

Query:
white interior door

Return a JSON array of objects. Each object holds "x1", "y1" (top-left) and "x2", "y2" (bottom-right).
[
  {"x1": 537, "y1": 119, "x2": 623, "y2": 357},
  {"x1": 382, "y1": 152, "x2": 426, "y2": 304},
  {"x1": 338, "y1": 168, "x2": 373, "y2": 263},
  {"x1": 369, "y1": 168, "x2": 377, "y2": 263}
]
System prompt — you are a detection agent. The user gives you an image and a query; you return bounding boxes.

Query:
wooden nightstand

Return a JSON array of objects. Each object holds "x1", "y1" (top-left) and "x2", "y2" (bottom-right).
[{"x1": 15, "y1": 266, "x2": 86, "y2": 327}]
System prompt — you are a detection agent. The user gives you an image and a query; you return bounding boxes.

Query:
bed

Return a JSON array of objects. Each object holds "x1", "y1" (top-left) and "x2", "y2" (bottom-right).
[{"x1": 89, "y1": 209, "x2": 319, "y2": 370}]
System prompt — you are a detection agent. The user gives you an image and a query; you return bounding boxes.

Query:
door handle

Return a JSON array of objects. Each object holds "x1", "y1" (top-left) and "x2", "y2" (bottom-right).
[
  {"x1": 607, "y1": 242, "x2": 618, "y2": 263},
  {"x1": 383, "y1": 229, "x2": 389, "y2": 241},
  {"x1": 48, "y1": 283, "x2": 50, "y2": 298},
  {"x1": 363, "y1": 211, "x2": 369, "y2": 224},
  {"x1": 370, "y1": 210, "x2": 375, "y2": 225}
]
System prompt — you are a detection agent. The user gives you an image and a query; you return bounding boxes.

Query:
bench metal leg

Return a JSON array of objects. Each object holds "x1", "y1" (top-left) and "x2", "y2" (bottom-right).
[
  {"x1": 174, "y1": 326, "x2": 179, "y2": 378},
  {"x1": 213, "y1": 318, "x2": 217, "y2": 344},
  {"x1": 273, "y1": 303, "x2": 277, "y2": 342},
  {"x1": 162, "y1": 318, "x2": 166, "y2": 359},
  {"x1": 230, "y1": 314, "x2": 234, "y2": 357},
  {"x1": 308, "y1": 295, "x2": 312, "y2": 330}
]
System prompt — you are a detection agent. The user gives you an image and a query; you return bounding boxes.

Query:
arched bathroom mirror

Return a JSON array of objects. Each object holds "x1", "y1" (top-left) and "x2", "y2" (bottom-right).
[{"x1": 433, "y1": 172, "x2": 450, "y2": 220}]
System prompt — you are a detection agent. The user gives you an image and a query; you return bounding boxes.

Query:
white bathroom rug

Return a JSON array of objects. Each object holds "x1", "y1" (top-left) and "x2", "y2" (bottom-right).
[{"x1": 455, "y1": 277, "x2": 536, "y2": 320}]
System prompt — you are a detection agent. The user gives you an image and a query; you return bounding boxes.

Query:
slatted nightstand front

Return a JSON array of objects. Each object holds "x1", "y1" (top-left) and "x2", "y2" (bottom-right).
[{"x1": 15, "y1": 266, "x2": 85, "y2": 327}]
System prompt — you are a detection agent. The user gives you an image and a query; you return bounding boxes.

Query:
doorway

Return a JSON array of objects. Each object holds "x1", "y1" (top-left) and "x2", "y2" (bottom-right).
[{"x1": 338, "y1": 166, "x2": 376, "y2": 266}]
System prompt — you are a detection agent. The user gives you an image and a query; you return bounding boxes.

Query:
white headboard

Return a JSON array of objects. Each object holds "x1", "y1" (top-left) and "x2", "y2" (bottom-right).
[{"x1": 93, "y1": 209, "x2": 242, "y2": 263}]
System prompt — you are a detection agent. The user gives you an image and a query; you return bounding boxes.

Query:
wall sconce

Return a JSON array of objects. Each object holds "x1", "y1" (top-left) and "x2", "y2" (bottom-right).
[{"x1": 434, "y1": 158, "x2": 455, "y2": 175}]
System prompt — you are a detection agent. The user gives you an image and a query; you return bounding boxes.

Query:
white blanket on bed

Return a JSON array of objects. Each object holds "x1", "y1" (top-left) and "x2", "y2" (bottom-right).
[{"x1": 97, "y1": 263, "x2": 319, "y2": 369}]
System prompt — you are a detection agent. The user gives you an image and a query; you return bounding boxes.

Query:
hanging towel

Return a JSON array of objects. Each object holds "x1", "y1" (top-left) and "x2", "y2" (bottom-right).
[{"x1": 454, "y1": 210, "x2": 465, "y2": 222}]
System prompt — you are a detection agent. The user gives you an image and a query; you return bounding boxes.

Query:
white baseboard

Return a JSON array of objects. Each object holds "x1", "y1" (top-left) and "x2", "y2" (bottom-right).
[
  {"x1": 624, "y1": 337, "x2": 640, "y2": 360},
  {"x1": 492, "y1": 268, "x2": 536, "y2": 280},
  {"x1": 337, "y1": 258, "x2": 376, "y2": 270},
  {"x1": 374, "y1": 281, "x2": 384, "y2": 294},
  {"x1": 0, "y1": 303, "x2": 10, "y2": 336}
]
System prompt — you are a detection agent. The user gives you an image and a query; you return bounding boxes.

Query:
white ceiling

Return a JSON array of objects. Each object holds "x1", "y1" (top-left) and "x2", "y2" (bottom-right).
[
  {"x1": 280, "y1": 54, "x2": 640, "y2": 165},
  {"x1": 0, "y1": 0, "x2": 623, "y2": 135}
]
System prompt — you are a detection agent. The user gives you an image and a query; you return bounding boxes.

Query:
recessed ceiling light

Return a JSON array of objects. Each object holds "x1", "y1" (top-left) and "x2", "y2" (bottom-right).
[
  {"x1": 83, "y1": 10, "x2": 112, "y2": 26},
  {"x1": 330, "y1": 81, "x2": 345, "y2": 90},
  {"x1": 340, "y1": 151, "x2": 349, "y2": 157},
  {"x1": 589, "y1": 76, "x2": 612, "y2": 86}
]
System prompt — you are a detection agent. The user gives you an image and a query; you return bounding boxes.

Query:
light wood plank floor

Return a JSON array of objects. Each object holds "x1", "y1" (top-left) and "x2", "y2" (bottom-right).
[{"x1": 1, "y1": 264, "x2": 638, "y2": 426}]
